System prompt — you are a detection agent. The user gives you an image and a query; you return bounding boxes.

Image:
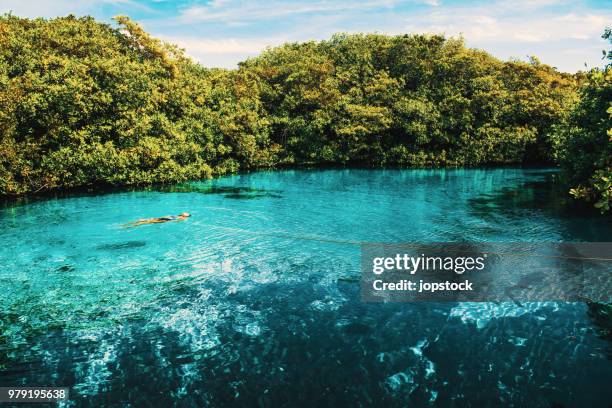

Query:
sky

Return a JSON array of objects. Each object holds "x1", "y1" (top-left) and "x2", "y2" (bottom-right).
[{"x1": 0, "y1": 0, "x2": 610, "y2": 73}]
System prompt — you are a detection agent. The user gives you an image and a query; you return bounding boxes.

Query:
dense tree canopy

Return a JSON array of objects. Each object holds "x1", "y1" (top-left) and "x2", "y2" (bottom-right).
[
  {"x1": 554, "y1": 29, "x2": 612, "y2": 213},
  {"x1": 241, "y1": 34, "x2": 576, "y2": 167},
  {"x1": 0, "y1": 14, "x2": 267, "y2": 195},
  {"x1": 1, "y1": 14, "x2": 604, "y2": 211}
]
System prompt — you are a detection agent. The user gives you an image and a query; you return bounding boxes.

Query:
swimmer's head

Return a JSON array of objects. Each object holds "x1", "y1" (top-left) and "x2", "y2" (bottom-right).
[{"x1": 180, "y1": 212, "x2": 191, "y2": 217}]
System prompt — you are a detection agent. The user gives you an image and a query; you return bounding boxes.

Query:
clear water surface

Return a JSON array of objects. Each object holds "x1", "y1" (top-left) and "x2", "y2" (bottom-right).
[{"x1": 0, "y1": 169, "x2": 611, "y2": 407}]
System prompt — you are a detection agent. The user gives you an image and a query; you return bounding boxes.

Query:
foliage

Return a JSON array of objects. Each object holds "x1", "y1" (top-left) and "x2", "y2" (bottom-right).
[
  {"x1": 554, "y1": 29, "x2": 612, "y2": 213},
  {"x1": 0, "y1": 14, "x2": 268, "y2": 195},
  {"x1": 241, "y1": 34, "x2": 576, "y2": 167},
  {"x1": 0, "y1": 15, "x2": 579, "y2": 197}
]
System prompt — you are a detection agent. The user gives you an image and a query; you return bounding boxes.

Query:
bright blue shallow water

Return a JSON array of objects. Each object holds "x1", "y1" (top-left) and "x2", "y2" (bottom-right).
[{"x1": 0, "y1": 168, "x2": 610, "y2": 406}]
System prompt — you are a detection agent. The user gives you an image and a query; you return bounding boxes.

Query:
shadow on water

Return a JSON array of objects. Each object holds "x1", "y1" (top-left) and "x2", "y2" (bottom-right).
[
  {"x1": 96, "y1": 241, "x2": 147, "y2": 251},
  {"x1": 154, "y1": 184, "x2": 283, "y2": 200},
  {"x1": 467, "y1": 172, "x2": 612, "y2": 239},
  {"x1": 56, "y1": 265, "x2": 75, "y2": 272},
  {"x1": 468, "y1": 172, "x2": 581, "y2": 217},
  {"x1": 0, "y1": 182, "x2": 283, "y2": 211}
]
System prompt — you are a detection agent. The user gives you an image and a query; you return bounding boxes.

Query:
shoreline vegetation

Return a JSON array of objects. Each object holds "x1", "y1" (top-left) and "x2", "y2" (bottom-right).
[{"x1": 0, "y1": 15, "x2": 610, "y2": 212}]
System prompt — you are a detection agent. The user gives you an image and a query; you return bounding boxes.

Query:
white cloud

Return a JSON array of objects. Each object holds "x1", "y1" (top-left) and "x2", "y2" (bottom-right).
[
  {"x1": 1, "y1": 0, "x2": 89, "y2": 17},
  {"x1": 406, "y1": 10, "x2": 609, "y2": 44},
  {"x1": 402, "y1": 1, "x2": 611, "y2": 71},
  {"x1": 177, "y1": 0, "x2": 396, "y2": 23},
  {"x1": 162, "y1": 0, "x2": 610, "y2": 72},
  {"x1": 161, "y1": 35, "x2": 282, "y2": 55},
  {"x1": 0, "y1": 0, "x2": 150, "y2": 18},
  {"x1": 158, "y1": 35, "x2": 291, "y2": 67},
  {"x1": 2, "y1": 0, "x2": 609, "y2": 72}
]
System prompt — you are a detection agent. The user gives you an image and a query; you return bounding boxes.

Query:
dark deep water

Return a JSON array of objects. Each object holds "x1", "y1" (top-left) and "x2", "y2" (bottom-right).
[{"x1": 0, "y1": 168, "x2": 611, "y2": 407}]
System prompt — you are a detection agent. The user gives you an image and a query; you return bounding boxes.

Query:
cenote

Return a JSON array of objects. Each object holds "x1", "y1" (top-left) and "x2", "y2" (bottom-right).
[{"x1": 1, "y1": 168, "x2": 611, "y2": 407}]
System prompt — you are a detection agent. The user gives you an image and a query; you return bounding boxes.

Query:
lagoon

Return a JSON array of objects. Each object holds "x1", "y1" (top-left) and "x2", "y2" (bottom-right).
[{"x1": 0, "y1": 168, "x2": 610, "y2": 406}]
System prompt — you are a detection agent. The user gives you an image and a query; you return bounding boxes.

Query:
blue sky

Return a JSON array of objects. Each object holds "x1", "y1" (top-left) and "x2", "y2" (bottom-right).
[{"x1": 1, "y1": 0, "x2": 610, "y2": 72}]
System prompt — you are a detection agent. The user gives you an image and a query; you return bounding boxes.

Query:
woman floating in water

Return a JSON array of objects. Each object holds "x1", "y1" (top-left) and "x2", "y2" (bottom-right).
[{"x1": 124, "y1": 212, "x2": 191, "y2": 227}]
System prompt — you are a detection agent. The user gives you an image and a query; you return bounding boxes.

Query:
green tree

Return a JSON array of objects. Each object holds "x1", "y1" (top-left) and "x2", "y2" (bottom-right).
[
  {"x1": 0, "y1": 15, "x2": 580, "y2": 199},
  {"x1": 554, "y1": 29, "x2": 612, "y2": 213}
]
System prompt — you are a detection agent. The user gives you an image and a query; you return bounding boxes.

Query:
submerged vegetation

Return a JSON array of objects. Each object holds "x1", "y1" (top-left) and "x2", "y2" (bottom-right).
[{"x1": 0, "y1": 15, "x2": 609, "y2": 211}]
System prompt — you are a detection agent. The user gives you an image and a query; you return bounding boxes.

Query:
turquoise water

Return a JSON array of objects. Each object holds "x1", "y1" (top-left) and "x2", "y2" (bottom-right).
[{"x1": 0, "y1": 168, "x2": 610, "y2": 406}]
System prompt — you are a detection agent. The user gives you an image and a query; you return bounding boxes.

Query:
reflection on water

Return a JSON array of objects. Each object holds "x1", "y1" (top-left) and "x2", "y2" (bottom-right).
[
  {"x1": 0, "y1": 168, "x2": 611, "y2": 406},
  {"x1": 468, "y1": 171, "x2": 583, "y2": 216}
]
